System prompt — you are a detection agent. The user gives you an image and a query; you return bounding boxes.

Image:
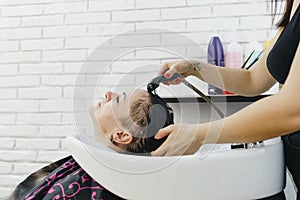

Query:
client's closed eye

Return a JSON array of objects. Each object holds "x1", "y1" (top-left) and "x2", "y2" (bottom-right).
[{"x1": 116, "y1": 92, "x2": 126, "y2": 103}]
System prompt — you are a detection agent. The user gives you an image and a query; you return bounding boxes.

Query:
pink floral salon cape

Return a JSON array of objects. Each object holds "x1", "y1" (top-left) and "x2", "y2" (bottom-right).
[{"x1": 11, "y1": 156, "x2": 124, "y2": 200}]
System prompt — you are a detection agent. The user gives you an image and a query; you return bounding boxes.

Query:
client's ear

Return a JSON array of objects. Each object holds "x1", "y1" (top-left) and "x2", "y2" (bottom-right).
[{"x1": 111, "y1": 131, "x2": 133, "y2": 146}]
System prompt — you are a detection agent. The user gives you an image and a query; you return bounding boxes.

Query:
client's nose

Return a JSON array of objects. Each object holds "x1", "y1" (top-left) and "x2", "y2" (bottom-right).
[
  {"x1": 105, "y1": 91, "x2": 112, "y2": 102},
  {"x1": 105, "y1": 91, "x2": 118, "y2": 102}
]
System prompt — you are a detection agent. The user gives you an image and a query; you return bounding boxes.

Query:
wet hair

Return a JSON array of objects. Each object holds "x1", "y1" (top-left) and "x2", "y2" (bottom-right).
[
  {"x1": 119, "y1": 92, "x2": 174, "y2": 154},
  {"x1": 271, "y1": 0, "x2": 294, "y2": 27}
]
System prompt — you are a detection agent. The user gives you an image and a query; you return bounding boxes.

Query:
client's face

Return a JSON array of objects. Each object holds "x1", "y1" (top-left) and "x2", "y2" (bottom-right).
[{"x1": 90, "y1": 89, "x2": 149, "y2": 149}]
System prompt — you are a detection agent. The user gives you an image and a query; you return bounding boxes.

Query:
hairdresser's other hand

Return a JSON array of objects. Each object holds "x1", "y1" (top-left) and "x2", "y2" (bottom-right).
[
  {"x1": 151, "y1": 124, "x2": 203, "y2": 156},
  {"x1": 158, "y1": 60, "x2": 201, "y2": 85}
]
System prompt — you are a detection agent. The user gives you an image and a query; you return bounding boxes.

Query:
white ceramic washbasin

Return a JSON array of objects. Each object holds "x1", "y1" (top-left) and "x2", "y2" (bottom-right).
[{"x1": 66, "y1": 134, "x2": 285, "y2": 200}]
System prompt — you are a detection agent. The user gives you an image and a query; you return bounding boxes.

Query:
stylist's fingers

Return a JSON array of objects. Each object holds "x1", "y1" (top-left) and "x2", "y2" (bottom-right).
[
  {"x1": 160, "y1": 61, "x2": 180, "y2": 77},
  {"x1": 158, "y1": 62, "x2": 173, "y2": 76},
  {"x1": 159, "y1": 60, "x2": 194, "y2": 85},
  {"x1": 152, "y1": 125, "x2": 188, "y2": 156},
  {"x1": 162, "y1": 66, "x2": 184, "y2": 87},
  {"x1": 167, "y1": 77, "x2": 184, "y2": 85},
  {"x1": 151, "y1": 125, "x2": 175, "y2": 156},
  {"x1": 166, "y1": 62, "x2": 190, "y2": 78},
  {"x1": 154, "y1": 124, "x2": 175, "y2": 139},
  {"x1": 151, "y1": 140, "x2": 168, "y2": 156}
]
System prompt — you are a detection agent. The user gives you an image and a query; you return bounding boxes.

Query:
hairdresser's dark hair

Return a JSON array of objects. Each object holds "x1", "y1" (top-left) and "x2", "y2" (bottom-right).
[
  {"x1": 119, "y1": 92, "x2": 173, "y2": 154},
  {"x1": 271, "y1": 0, "x2": 294, "y2": 27}
]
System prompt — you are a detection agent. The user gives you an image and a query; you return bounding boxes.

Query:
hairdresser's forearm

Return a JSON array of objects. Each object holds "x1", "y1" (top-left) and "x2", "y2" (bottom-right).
[
  {"x1": 199, "y1": 94, "x2": 300, "y2": 144},
  {"x1": 193, "y1": 62, "x2": 253, "y2": 95}
]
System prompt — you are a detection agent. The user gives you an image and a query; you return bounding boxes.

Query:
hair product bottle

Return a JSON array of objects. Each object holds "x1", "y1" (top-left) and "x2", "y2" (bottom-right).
[
  {"x1": 225, "y1": 39, "x2": 243, "y2": 69},
  {"x1": 207, "y1": 36, "x2": 224, "y2": 95},
  {"x1": 223, "y1": 34, "x2": 243, "y2": 94}
]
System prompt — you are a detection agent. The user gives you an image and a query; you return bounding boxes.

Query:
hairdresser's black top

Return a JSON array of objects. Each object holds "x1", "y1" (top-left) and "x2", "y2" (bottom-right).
[
  {"x1": 267, "y1": 4, "x2": 300, "y2": 194},
  {"x1": 267, "y1": 4, "x2": 300, "y2": 84}
]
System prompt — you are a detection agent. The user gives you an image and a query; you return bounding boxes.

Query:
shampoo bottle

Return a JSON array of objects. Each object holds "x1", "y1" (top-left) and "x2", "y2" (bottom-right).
[{"x1": 207, "y1": 36, "x2": 224, "y2": 95}]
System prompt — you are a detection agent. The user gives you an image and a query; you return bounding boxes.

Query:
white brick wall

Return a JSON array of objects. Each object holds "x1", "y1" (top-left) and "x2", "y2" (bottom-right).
[{"x1": 0, "y1": 0, "x2": 282, "y2": 196}]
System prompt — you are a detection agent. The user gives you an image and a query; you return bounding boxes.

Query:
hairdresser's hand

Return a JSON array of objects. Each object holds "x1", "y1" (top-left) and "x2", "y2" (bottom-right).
[
  {"x1": 151, "y1": 124, "x2": 203, "y2": 156},
  {"x1": 158, "y1": 60, "x2": 202, "y2": 85}
]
